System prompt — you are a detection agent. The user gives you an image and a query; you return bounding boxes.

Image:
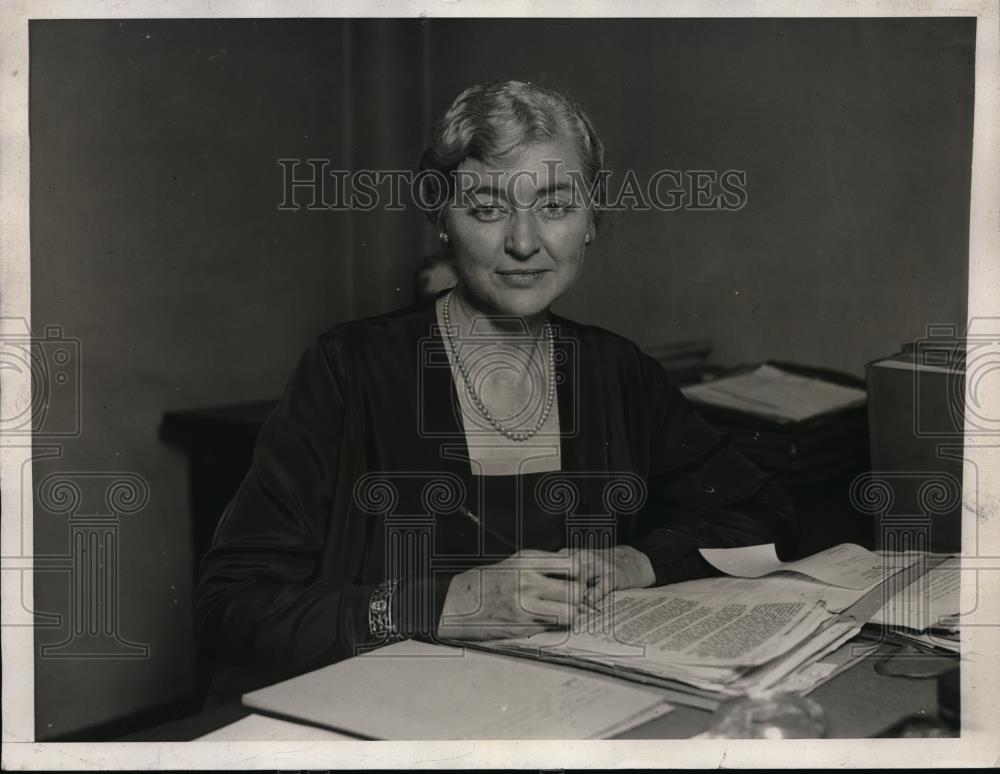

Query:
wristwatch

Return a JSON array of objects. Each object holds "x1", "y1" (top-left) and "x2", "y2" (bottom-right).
[{"x1": 368, "y1": 579, "x2": 401, "y2": 641}]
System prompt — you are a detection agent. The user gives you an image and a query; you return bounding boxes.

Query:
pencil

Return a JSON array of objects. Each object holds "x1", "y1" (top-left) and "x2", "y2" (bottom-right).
[
  {"x1": 457, "y1": 505, "x2": 518, "y2": 553},
  {"x1": 457, "y1": 506, "x2": 601, "y2": 615}
]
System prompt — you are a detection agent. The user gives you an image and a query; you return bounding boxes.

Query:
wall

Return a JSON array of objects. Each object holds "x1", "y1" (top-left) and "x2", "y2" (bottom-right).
[
  {"x1": 28, "y1": 17, "x2": 973, "y2": 739},
  {"x1": 426, "y1": 18, "x2": 973, "y2": 374},
  {"x1": 29, "y1": 18, "x2": 427, "y2": 739}
]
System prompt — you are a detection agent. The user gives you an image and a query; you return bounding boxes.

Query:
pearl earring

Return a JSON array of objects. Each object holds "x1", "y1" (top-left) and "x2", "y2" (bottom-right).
[
  {"x1": 439, "y1": 232, "x2": 450, "y2": 244},
  {"x1": 585, "y1": 234, "x2": 593, "y2": 245}
]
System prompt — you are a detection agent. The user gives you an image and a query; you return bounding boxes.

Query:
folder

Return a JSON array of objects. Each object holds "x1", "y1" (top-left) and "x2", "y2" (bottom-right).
[{"x1": 242, "y1": 639, "x2": 673, "y2": 740}]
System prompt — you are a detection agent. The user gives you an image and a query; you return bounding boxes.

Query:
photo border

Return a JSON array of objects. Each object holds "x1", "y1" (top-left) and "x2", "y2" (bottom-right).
[{"x1": 2, "y1": 0, "x2": 997, "y2": 768}]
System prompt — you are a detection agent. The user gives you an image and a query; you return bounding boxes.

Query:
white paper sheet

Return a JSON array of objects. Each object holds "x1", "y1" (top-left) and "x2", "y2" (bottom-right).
[
  {"x1": 680, "y1": 364, "x2": 866, "y2": 423},
  {"x1": 700, "y1": 542, "x2": 920, "y2": 590}
]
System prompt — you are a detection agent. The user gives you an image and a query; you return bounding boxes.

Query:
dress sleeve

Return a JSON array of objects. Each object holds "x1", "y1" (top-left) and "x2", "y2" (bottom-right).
[
  {"x1": 193, "y1": 338, "x2": 378, "y2": 677},
  {"x1": 624, "y1": 352, "x2": 799, "y2": 585}
]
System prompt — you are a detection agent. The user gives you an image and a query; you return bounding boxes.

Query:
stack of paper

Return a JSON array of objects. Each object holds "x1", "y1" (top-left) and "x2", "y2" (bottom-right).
[
  {"x1": 679, "y1": 364, "x2": 870, "y2": 486},
  {"x1": 467, "y1": 543, "x2": 957, "y2": 706},
  {"x1": 867, "y1": 553, "x2": 961, "y2": 654},
  {"x1": 681, "y1": 364, "x2": 867, "y2": 424},
  {"x1": 475, "y1": 577, "x2": 860, "y2": 704},
  {"x1": 869, "y1": 554, "x2": 960, "y2": 632}
]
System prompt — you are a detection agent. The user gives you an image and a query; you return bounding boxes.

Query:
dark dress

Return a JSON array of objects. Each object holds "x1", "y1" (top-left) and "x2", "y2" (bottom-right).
[{"x1": 193, "y1": 291, "x2": 797, "y2": 700}]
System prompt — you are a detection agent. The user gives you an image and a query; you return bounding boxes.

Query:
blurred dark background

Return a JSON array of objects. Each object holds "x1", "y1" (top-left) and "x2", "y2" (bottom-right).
[{"x1": 29, "y1": 17, "x2": 973, "y2": 740}]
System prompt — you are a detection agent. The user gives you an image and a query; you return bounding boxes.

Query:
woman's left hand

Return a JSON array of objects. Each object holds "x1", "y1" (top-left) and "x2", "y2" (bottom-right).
[{"x1": 557, "y1": 545, "x2": 656, "y2": 607}]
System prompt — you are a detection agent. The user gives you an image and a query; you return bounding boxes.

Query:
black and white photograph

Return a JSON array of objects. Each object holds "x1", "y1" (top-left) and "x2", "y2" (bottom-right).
[{"x1": 1, "y1": 1, "x2": 998, "y2": 769}]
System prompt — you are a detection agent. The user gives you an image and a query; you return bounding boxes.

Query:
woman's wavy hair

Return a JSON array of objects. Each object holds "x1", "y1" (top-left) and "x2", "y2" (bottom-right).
[{"x1": 418, "y1": 80, "x2": 606, "y2": 231}]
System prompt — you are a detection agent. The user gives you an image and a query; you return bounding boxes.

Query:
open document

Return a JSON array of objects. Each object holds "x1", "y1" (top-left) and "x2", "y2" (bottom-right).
[
  {"x1": 475, "y1": 580, "x2": 862, "y2": 701},
  {"x1": 466, "y1": 545, "x2": 958, "y2": 706}
]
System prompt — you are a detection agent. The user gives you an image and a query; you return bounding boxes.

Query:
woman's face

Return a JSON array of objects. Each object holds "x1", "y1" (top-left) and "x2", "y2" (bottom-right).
[{"x1": 444, "y1": 138, "x2": 594, "y2": 319}]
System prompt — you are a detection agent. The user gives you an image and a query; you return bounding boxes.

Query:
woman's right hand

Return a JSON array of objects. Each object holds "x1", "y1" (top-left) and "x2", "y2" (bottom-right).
[{"x1": 436, "y1": 549, "x2": 586, "y2": 641}]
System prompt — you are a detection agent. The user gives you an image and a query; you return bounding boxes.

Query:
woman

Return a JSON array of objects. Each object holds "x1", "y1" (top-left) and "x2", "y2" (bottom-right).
[{"x1": 194, "y1": 80, "x2": 797, "y2": 698}]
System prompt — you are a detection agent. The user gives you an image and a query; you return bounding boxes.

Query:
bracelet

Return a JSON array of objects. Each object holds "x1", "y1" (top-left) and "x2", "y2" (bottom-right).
[{"x1": 368, "y1": 579, "x2": 401, "y2": 641}]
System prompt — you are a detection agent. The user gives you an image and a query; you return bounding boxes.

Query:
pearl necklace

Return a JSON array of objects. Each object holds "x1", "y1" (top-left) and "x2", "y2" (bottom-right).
[{"x1": 441, "y1": 290, "x2": 556, "y2": 442}]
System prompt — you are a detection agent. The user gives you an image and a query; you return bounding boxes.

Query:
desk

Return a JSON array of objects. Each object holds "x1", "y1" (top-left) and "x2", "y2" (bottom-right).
[
  {"x1": 158, "y1": 403, "x2": 939, "y2": 740},
  {"x1": 160, "y1": 400, "x2": 277, "y2": 581},
  {"x1": 121, "y1": 646, "x2": 948, "y2": 741}
]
